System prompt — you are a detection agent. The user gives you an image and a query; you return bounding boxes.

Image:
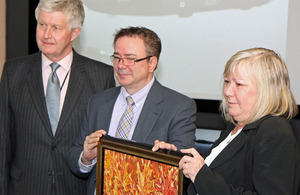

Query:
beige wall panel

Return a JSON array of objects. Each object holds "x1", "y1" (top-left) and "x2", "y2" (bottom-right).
[{"x1": 0, "y1": 0, "x2": 6, "y2": 78}]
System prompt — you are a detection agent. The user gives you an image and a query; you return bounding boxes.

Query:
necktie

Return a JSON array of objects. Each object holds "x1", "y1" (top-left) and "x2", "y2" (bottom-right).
[
  {"x1": 46, "y1": 62, "x2": 60, "y2": 135},
  {"x1": 115, "y1": 96, "x2": 135, "y2": 139}
]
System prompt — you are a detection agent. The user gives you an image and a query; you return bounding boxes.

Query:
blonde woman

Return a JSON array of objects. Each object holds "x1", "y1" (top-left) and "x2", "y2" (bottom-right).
[{"x1": 153, "y1": 48, "x2": 300, "y2": 194}]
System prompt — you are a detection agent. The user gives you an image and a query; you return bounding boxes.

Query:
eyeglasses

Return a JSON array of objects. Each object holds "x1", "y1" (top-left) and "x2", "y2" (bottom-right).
[{"x1": 110, "y1": 55, "x2": 152, "y2": 66}]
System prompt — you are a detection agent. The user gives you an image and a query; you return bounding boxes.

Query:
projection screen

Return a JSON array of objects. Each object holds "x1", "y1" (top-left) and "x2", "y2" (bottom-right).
[{"x1": 74, "y1": 0, "x2": 300, "y2": 104}]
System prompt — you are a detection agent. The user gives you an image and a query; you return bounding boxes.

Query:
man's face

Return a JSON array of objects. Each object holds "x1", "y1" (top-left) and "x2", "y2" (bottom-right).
[
  {"x1": 36, "y1": 10, "x2": 80, "y2": 62},
  {"x1": 113, "y1": 36, "x2": 157, "y2": 95}
]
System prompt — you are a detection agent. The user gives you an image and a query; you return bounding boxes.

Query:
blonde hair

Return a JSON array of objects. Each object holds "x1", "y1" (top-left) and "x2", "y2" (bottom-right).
[
  {"x1": 35, "y1": 0, "x2": 85, "y2": 29},
  {"x1": 220, "y1": 48, "x2": 298, "y2": 124}
]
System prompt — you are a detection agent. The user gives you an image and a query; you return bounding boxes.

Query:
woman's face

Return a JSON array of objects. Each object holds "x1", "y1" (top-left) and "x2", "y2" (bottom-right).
[{"x1": 223, "y1": 67, "x2": 258, "y2": 125}]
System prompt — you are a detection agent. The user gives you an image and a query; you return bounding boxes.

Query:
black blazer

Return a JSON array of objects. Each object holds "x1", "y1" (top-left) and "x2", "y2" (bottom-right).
[
  {"x1": 188, "y1": 115, "x2": 300, "y2": 195},
  {"x1": 0, "y1": 51, "x2": 115, "y2": 195},
  {"x1": 68, "y1": 79, "x2": 197, "y2": 195}
]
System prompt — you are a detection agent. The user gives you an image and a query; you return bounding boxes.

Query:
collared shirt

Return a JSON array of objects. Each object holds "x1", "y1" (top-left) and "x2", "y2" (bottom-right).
[
  {"x1": 42, "y1": 51, "x2": 72, "y2": 116},
  {"x1": 78, "y1": 77, "x2": 155, "y2": 172},
  {"x1": 108, "y1": 77, "x2": 155, "y2": 140}
]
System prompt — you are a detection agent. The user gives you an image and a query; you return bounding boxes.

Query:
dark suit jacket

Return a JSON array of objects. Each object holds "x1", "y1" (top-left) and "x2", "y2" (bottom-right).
[
  {"x1": 68, "y1": 79, "x2": 197, "y2": 195},
  {"x1": 0, "y1": 51, "x2": 115, "y2": 195},
  {"x1": 187, "y1": 115, "x2": 300, "y2": 195}
]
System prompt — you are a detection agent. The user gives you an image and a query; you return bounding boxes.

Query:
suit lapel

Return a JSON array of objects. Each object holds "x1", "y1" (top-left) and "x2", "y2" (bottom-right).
[
  {"x1": 209, "y1": 130, "x2": 247, "y2": 169},
  {"x1": 55, "y1": 53, "x2": 85, "y2": 136},
  {"x1": 27, "y1": 53, "x2": 53, "y2": 136},
  {"x1": 102, "y1": 88, "x2": 121, "y2": 134},
  {"x1": 132, "y1": 80, "x2": 163, "y2": 142},
  {"x1": 208, "y1": 116, "x2": 270, "y2": 169}
]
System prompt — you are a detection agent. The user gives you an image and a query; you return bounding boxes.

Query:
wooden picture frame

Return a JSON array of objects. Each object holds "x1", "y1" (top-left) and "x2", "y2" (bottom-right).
[{"x1": 96, "y1": 136, "x2": 184, "y2": 194}]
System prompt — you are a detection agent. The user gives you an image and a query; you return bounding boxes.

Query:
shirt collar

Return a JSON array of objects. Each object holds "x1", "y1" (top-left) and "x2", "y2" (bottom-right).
[
  {"x1": 120, "y1": 77, "x2": 155, "y2": 107},
  {"x1": 42, "y1": 51, "x2": 73, "y2": 71}
]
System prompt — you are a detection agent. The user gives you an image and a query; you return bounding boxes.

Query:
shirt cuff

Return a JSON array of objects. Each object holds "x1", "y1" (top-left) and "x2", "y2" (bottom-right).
[{"x1": 78, "y1": 151, "x2": 97, "y2": 173}]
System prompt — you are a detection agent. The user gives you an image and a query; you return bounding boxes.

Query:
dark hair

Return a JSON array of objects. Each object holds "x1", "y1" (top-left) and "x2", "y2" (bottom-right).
[{"x1": 113, "y1": 26, "x2": 162, "y2": 60}]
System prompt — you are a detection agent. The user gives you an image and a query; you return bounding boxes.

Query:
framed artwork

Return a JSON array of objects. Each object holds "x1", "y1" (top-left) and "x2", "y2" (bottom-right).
[{"x1": 96, "y1": 136, "x2": 185, "y2": 195}]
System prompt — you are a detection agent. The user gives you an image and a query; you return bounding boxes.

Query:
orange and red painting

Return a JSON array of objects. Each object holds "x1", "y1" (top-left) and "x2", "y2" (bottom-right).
[{"x1": 102, "y1": 149, "x2": 179, "y2": 194}]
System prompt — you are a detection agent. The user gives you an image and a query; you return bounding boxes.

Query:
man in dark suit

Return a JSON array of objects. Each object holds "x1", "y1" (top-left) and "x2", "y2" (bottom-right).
[
  {"x1": 0, "y1": 0, "x2": 115, "y2": 194},
  {"x1": 68, "y1": 26, "x2": 197, "y2": 195}
]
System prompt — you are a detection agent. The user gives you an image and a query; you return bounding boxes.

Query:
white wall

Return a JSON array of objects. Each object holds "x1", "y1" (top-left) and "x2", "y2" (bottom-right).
[
  {"x1": 286, "y1": 0, "x2": 300, "y2": 104},
  {"x1": 74, "y1": 0, "x2": 300, "y2": 103}
]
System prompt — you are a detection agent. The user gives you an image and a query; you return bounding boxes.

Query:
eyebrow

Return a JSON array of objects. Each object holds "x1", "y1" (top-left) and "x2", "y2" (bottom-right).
[{"x1": 113, "y1": 52, "x2": 137, "y2": 57}]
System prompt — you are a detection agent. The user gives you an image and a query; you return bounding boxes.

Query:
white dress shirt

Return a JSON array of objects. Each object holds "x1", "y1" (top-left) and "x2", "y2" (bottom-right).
[{"x1": 204, "y1": 128, "x2": 243, "y2": 166}]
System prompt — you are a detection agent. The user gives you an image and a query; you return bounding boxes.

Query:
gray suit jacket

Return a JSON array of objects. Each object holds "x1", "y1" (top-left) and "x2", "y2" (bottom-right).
[
  {"x1": 68, "y1": 79, "x2": 197, "y2": 195},
  {"x1": 0, "y1": 51, "x2": 115, "y2": 195}
]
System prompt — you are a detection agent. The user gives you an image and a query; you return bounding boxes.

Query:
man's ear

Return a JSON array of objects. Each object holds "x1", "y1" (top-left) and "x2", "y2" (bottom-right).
[
  {"x1": 71, "y1": 27, "x2": 81, "y2": 42},
  {"x1": 148, "y1": 56, "x2": 158, "y2": 73}
]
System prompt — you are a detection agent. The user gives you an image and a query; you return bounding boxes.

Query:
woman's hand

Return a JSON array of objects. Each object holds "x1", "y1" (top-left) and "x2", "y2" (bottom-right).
[{"x1": 179, "y1": 148, "x2": 205, "y2": 183}]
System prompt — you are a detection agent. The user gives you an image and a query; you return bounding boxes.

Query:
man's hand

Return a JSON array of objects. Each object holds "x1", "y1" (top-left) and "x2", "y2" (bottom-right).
[
  {"x1": 81, "y1": 130, "x2": 106, "y2": 165},
  {"x1": 151, "y1": 140, "x2": 178, "y2": 152}
]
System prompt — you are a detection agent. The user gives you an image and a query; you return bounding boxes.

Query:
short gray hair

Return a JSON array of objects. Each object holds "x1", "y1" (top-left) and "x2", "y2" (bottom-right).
[{"x1": 35, "y1": 0, "x2": 85, "y2": 29}]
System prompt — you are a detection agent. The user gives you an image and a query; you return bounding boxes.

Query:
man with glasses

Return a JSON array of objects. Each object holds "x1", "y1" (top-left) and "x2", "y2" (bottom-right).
[{"x1": 69, "y1": 26, "x2": 196, "y2": 195}]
